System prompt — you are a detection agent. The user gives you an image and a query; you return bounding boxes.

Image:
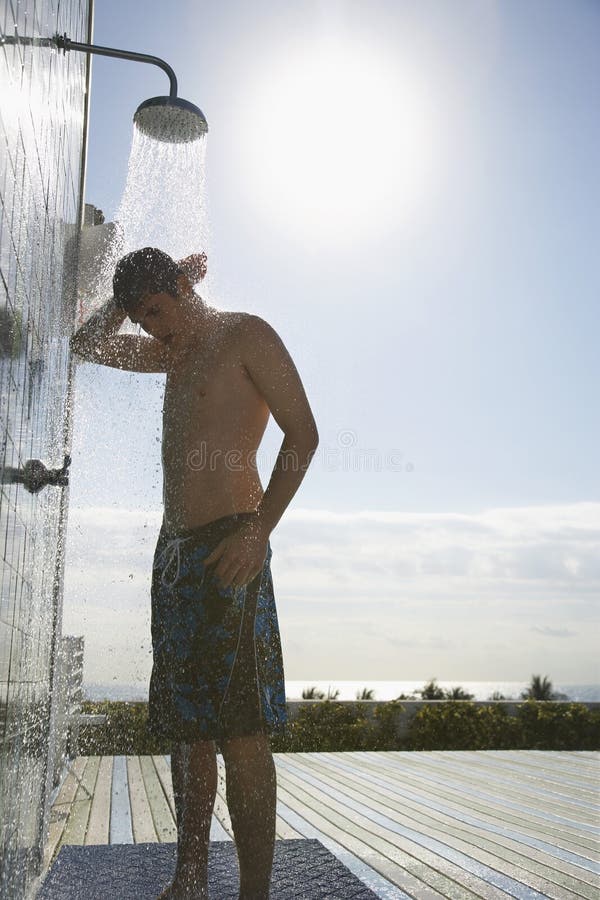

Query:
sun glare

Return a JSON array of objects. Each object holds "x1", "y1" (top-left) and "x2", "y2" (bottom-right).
[{"x1": 234, "y1": 35, "x2": 437, "y2": 248}]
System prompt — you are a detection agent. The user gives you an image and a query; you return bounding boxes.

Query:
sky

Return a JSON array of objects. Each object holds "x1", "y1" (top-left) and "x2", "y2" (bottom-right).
[{"x1": 62, "y1": 0, "x2": 600, "y2": 690}]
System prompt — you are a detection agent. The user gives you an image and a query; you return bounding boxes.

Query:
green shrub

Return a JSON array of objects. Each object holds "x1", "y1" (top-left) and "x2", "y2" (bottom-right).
[
  {"x1": 77, "y1": 699, "x2": 599, "y2": 755},
  {"x1": 516, "y1": 701, "x2": 600, "y2": 750},
  {"x1": 406, "y1": 702, "x2": 521, "y2": 750},
  {"x1": 271, "y1": 701, "x2": 402, "y2": 752},
  {"x1": 78, "y1": 701, "x2": 167, "y2": 755},
  {"x1": 371, "y1": 700, "x2": 406, "y2": 750},
  {"x1": 80, "y1": 700, "x2": 407, "y2": 754},
  {"x1": 406, "y1": 701, "x2": 600, "y2": 751}
]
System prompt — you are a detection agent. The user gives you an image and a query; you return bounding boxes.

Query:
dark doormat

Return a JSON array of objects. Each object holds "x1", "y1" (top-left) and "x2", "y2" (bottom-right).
[{"x1": 38, "y1": 840, "x2": 380, "y2": 899}]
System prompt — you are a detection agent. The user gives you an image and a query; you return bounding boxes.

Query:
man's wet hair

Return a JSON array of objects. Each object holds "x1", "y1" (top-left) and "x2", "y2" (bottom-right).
[{"x1": 113, "y1": 247, "x2": 182, "y2": 314}]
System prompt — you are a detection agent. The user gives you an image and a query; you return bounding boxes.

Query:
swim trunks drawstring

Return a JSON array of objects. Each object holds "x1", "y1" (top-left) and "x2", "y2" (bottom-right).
[{"x1": 157, "y1": 535, "x2": 196, "y2": 590}]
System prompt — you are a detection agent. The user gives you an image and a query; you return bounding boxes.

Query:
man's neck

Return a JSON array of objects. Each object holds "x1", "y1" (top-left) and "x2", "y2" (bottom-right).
[{"x1": 174, "y1": 294, "x2": 221, "y2": 354}]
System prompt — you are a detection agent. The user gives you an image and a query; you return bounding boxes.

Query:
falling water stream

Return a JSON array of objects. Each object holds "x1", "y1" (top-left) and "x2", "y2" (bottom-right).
[
  {"x1": 68, "y1": 123, "x2": 215, "y2": 692},
  {"x1": 87, "y1": 128, "x2": 211, "y2": 317},
  {"x1": 67, "y1": 120, "x2": 271, "y2": 897}
]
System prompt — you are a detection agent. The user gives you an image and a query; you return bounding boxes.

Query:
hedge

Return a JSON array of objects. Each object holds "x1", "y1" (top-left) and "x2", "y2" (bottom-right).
[
  {"x1": 77, "y1": 699, "x2": 600, "y2": 755},
  {"x1": 270, "y1": 700, "x2": 405, "y2": 753},
  {"x1": 78, "y1": 701, "x2": 164, "y2": 755}
]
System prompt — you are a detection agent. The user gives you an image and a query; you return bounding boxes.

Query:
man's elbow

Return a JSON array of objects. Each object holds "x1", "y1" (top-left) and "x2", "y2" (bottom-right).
[
  {"x1": 69, "y1": 333, "x2": 88, "y2": 357},
  {"x1": 283, "y1": 423, "x2": 319, "y2": 452},
  {"x1": 69, "y1": 332, "x2": 96, "y2": 361},
  {"x1": 299, "y1": 418, "x2": 319, "y2": 451},
  {"x1": 69, "y1": 333, "x2": 82, "y2": 354},
  {"x1": 303, "y1": 424, "x2": 320, "y2": 467},
  {"x1": 306, "y1": 432, "x2": 319, "y2": 468}
]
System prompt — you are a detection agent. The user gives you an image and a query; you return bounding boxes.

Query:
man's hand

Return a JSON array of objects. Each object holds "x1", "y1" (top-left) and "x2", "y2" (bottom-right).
[
  {"x1": 203, "y1": 520, "x2": 269, "y2": 591},
  {"x1": 178, "y1": 252, "x2": 207, "y2": 284}
]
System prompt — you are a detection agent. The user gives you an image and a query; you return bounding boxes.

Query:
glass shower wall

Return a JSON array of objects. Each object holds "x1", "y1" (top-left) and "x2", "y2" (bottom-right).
[{"x1": 0, "y1": 0, "x2": 92, "y2": 896}]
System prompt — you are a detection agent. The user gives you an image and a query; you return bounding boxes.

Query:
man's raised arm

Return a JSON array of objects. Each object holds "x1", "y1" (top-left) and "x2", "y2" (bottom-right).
[
  {"x1": 70, "y1": 253, "x2": 207, "y2": 372},
  {"x1": 70, "y1": 296, "x2": 126, "y2": 360},
  {"x1": 70, "y1": 296, "x2": 169, "y2": 372}
]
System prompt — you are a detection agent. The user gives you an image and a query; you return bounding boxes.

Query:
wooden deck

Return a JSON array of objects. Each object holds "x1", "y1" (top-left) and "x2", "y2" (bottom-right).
[{"x1": 46, "y1": 750, "x2": 600, "y2": 899}]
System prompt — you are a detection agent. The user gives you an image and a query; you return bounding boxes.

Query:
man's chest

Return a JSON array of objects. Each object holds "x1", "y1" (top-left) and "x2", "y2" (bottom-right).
[{"x1": 162, "y1": 350, "x2": 259, "y2": 426}]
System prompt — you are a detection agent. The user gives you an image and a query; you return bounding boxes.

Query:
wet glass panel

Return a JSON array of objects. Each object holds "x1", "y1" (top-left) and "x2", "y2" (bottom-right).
[{"x1": 0, "y1": 0, "x2": 90, "y2": 895}]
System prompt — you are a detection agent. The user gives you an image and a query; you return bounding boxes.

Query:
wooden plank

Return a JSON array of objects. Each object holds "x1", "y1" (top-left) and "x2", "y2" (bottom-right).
[
  {"x1": 380, "y1": 750, "x2": 596, "y2": 823},
  {"x1": 154, "y1": 755, "x2": 177, "y2": 819},
  {"x1": 425, "y1": 750, "x2": 600, "y2": 811},
  {"x1": 355, "y1": 751, "x2": 599, "y2": 854},
  {"x1": 277, "y1": 782, "x2": 450, "y2": 899},
  {"x1": 210, "y1": 804, "x2": 233, "y2": 841},
  {"x1": 282, "y1": 753, "x2": 598, "y2": 900},
  {"x1": 422, "y1": 751, "x2": 598, "y2": 809},
  {"x1": 110, "y1": 755, "x2": 133, "y2": 844},
  {"x1": 449, "y1": 749, "x2": 600, "y2": 786},
  {"x1": 127, "y1": 756, "x2": 158, "y2": 843},
  {"x1": 481, "y1": 750, "x2": 599, "y2": 784},
  {"x1": 86, "y1": 756, "x2": 113, "y2": 845},
  {"x1": 46, "y1": 750, "x2": 599, "y2": 899},
  {"x1": 276, "y1": 757, "x2": 493, "y2": 900},
  {"x1": 291, "y1": 753, "x2": 595, "y2": 900},
  {"x1": 44, "y1": 757, "x2": 88, "y2": 866},
  {"x1": 399, "y1": 752, "x2": 600, "y2": 852},
  {"x1": 376, "y1": 751, "x2": 600, "y2": 857},
  {"x1": 335, "y1": 753, "x2": 600, "y2": 894},
  {"x1": 331, "y1": 750, "x2": 598, "y2": 852},
  {"x1": 139, "y1": 756, "x2": 177, "y2": 842},
  {"x1": 212, "y1": 757, "x2": 236, "y2": 841},
  {"x1": 274, "y1": 817, "x2": 305, "y2": 840},
  {"x1": 357, "y1": 750, "x2": 589, "y2": 887},
  {"x1": 275, "y1": 792, "x2": 415, "y2": 900},
  {"x1": 565, "y1": 752, "x2": 600, "y2": 763},
  {"x1": 296, "y1": 751, "x2": 586, "y2": 900},
  {"x1": 61, "y1": 757, "x2": 100, "y2": 846}
]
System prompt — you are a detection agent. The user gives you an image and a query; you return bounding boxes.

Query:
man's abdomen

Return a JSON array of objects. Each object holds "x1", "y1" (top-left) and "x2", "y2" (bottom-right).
[{"x1": 162, "y1": 463, "x2": 265, "y2": 532}]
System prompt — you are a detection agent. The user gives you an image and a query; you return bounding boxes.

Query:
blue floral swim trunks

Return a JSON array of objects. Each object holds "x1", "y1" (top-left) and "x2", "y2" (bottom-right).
[{"x1": 148, "y1": 512, "x2": 287, "y2": 745}]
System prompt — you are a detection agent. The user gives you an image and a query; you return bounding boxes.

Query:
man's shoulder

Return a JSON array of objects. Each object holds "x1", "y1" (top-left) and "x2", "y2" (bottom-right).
[
  {"x1": 224, "y1": 311, "x2": 275, "y2": 343},
  {"x1": 225, "y1": 310, "x2": 272, "y2": 328}
]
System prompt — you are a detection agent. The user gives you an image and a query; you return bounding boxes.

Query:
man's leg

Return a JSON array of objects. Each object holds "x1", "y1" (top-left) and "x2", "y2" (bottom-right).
[
  {"x1": 160, "y1": 739, "x2": 218, "y2": 899},
  {"x1": 220, "y1": 733, "x2": 277, "y2": 900}
]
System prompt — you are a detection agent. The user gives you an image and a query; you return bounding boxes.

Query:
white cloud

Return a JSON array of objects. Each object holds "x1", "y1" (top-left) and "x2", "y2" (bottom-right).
[
  {"x1": 63, "y1": 501, "x2": 600, "y2": 687},
  {"x1": 531, "y1": 625, "x2": 578, "y2": 639}
]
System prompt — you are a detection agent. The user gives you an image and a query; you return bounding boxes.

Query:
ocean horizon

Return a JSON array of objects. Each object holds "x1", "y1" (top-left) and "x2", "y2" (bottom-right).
[{"x1": 83, "y1": 679, "x2": 600, "y2": 703}]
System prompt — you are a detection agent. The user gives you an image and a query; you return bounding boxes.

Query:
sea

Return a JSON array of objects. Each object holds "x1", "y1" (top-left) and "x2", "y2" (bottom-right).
[{"x1": 83, "y1": 680, "x2": 600, "y2": 703}]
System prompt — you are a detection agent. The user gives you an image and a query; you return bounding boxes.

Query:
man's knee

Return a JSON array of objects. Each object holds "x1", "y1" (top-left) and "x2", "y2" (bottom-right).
[
  {"x1": 181, "y1": 739, "x2": 217, "y2": 779},
  {"x1": 220, "y1": 731, "x2": 270, "y2": 763},
  {"x1": 187, "y1": 737, "x2": 217, "y2": 755}
]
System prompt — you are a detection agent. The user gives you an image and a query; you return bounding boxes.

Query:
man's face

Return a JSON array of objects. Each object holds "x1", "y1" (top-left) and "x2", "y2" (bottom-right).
[{"x1": 129, "y1": 292, "x2": 180, "y2": 345}]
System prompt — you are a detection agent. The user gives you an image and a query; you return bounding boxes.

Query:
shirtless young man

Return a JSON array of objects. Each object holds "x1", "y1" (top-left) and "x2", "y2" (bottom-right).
[{"x1": 70, "y1": 247, "x2": 319, "y2": 899}]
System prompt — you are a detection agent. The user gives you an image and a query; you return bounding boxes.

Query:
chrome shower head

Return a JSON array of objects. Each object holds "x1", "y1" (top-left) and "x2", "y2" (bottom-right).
[
  {"x1": 134, "y1": 96, "x2": 208, "y2": 143},
  {"x1": 52, "y1": 34, "x2": 209, "y2": 143}
]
